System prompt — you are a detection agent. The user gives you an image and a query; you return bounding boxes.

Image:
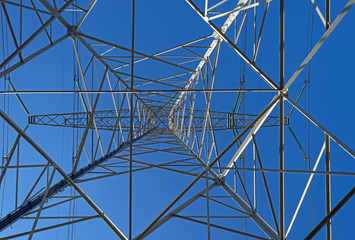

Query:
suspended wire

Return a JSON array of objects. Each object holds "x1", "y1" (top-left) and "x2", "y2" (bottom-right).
[
  {"x1": 305, "y1": 0, "x2": 315, "y2": 161},
  {"x1": 68, "y1": 1, "x2": 80, "y2": 239},
  {"x1": 285, "y1": 1, "x2": 316, "y2": 162},
  {"x1": 304, "y1": 1, "x2": 316, "y2": 234},
  {"x1": 56, "y1": 16, "x2": 67, "y2": 240},
  {"x1": 234, "y1": 9, "x2": 249, "y2": 239},
  {"x1": 230, "y1": 9, "x2": 250, "y2": 237}
]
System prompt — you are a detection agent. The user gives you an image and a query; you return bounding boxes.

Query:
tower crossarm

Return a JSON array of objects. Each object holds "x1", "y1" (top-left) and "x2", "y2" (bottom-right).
[
  {"x1": 28, "y1": 109, "x2": 158, "y2": 131},
  {"x1": 169, "y1": 110, "x2": 289, "y2": 132},
  {"x1": 28, "y1": 109, "x2": 288, "y2": 132}
]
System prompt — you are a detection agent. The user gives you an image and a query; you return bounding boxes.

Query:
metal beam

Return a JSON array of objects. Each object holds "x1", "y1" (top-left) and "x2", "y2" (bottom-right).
[
  {"x1": 221, "y1": 96, "x2": 279, "y2": 177},
  {"x1": 304, "y1": 187, "x2": 355, "y2": 240},
  {"x1": 325, "y1": 2, "x2": 332, "y2": 239},
  {"x1": 134, "y1": 184, "x2": 217, "y2": 239},
  {"x1": 0, "y1": 0, "x2": 74, "y2": 71},
  {"x1": 1, "y1": 215, "x2": 99, "y2": 239},
  {"x1": 283, "y1": 0, "x2": 355, "y2": 92},
  {"x1": 75, "y1": 0, "x2": 97, "y2": 29},
  {"x1": 186, "y1": 0, "x2": 279, "y2": 90},
  {"x1": 171, "y1": 131, "x2": 279, "y2": 239},
  {"x1": 285, "y1": 143, "x2": 326, "y2": 237},
  {"x1": 325, "y1": 134, "x2": 332, "y2": 240},
  {"x1": 36, "y1": 0, "x2": 158, "y2": 126},
  {"x1": 173, "y1": 214, "x2": 269, "y2": 240},
  {"x1": 0, "y1": 125, "x2": 154, "y2": 232},
  {"x1": 171, "y1": 0, "x2": 248, "y2": 115},
  {"x1": 284, "y1": 95, "x2": 355, "y2": 159},
  {"x1": 279, "y1": 0, "x2": 285, "y2": 238},
  {"x1": 142, "y1": 96, "x2": 281, "y2": 239},
  {"x1": 0, "y1": 108, "x2": 154, "y2": 238}
]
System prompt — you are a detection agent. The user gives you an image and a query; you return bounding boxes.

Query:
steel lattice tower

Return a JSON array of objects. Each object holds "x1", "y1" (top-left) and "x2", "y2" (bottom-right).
[{"x1": 0, "y1": 0, "x2": 354, "y2": 239}]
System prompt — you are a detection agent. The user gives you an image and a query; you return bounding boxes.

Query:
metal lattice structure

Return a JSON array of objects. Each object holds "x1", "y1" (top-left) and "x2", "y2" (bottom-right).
[{"x1": 0, "y1": 0, "x2": 354, "y2": 239}]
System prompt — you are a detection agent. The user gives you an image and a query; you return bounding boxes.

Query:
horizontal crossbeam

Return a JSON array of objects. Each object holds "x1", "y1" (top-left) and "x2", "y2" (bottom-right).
[{"x1": 28, "y1": 109, "x2": 288, "y2": 131}]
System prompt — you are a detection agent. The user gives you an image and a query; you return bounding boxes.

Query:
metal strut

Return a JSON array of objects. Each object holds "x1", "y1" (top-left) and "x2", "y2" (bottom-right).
[{"x1": 0, "y1": 127, "x2": 156, "y2": 232}]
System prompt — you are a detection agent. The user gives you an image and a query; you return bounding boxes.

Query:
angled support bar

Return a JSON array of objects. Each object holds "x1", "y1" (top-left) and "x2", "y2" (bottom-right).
[
  {"x1": 0, "y1": 0, "x2": 74, "y2": 71},
  {"x1": 37, "y1": 0, "x2": 161, "y2": 131},
  {"x1": 171, "y1": 131, "x2": 279, "y2": 240},
  {"x1": 170, "y1": 0, "x2": 248, "y2": 115},
  {"x1": 0, "y1": 111, "x2": 155, "y2": 239},
  {"x1": 0, "y1": 123, "x2": 154, "y2": 232},
  {"x1": 221, "y1": 96, "x2": 279, "y2": 177},
  {"x1": 134, "y1": 183, "x2": 217, "y2": 239},
  {"x1": 284, "y1": 95, "x2": 355, "y2": 159},
  {"x1": 283, "y1": 0, "x2": 355, "y2": 92},
  {"x1": 304, "y1": 187, "x2": 355, "y2": 240},
  {"x1": 186, "y1": 0, "x2": 279, "y2": 90},
  {"x1": 0, "y1": 34, "x2": 69, "y2": 78}
]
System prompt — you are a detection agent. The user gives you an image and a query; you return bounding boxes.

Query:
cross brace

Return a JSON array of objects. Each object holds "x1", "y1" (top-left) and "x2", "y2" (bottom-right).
[{"x1": 0, "y1": 128, "x2": 156, "y2": 232}]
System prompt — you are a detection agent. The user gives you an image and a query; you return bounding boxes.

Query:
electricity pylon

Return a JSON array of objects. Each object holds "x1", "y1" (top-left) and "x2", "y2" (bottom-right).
[{"x1": 0, "y1": 0, "x2": 354, "y2": 239}]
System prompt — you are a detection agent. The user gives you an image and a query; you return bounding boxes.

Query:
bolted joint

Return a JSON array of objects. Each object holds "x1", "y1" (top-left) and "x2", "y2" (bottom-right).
[
  {"x1": 67, "y1": 25, "x2": 79, "y2": 38},
  {"x1": 215, "y1": 176, "x2": 225, "y2": 186},
  {"x1": 280, "y1": 89, "x2": 288, "y2": 97},
  {"x1": 52, "y1": 11, "x2": 61, "y2": 19}
]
